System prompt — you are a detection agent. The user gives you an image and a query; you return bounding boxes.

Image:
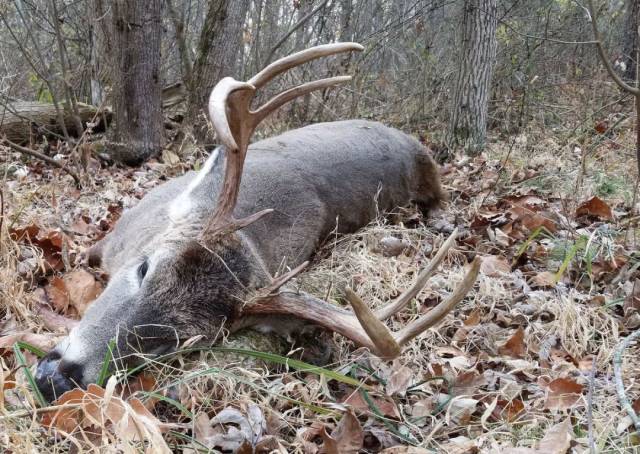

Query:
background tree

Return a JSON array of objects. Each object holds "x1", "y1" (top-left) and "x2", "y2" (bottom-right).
[
  {"x1": 186, "y1": 0, "x2": 250, "y2": 144},
  {"x1": 109, "y1": 0, "x2": 164, "y2": 164},
  {"x1": 445, "y1": 0, "x2": 498, "y2": 157},
  {"x1": 622, "y1": 0, "x2": 639, "y2": 83}
]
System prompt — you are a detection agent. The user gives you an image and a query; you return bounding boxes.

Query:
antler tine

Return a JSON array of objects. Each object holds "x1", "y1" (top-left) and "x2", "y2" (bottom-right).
[
  {"x1": 375, "y1": 228, "x2": 458, "y2": 321},
  {"x1": 344, "y1": 256, "x2": 481, "y2": 357},
  {"x1": 244, "y1": 255, "x2": 480, "y2": 359},
  {"x1": 252, "y1": 76, "x2": 352, "y2": 125},
  {"x1": 248, "y1": 42, "x2": 364, "y2": 89},
  {"x1": 394, "y1": 256, "x2": 481, "y2": 346}
]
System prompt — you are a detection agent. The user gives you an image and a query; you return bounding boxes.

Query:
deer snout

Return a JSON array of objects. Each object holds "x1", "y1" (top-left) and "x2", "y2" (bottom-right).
[{"x1": 35, "y1": 350, "x2": 84, "y2": 402}]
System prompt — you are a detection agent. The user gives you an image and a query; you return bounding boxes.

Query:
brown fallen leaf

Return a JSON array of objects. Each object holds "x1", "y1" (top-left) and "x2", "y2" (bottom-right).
[
  {"x1": 0, "y1": 332, "x2": 61, "y2": 356},
  {"x1": 380, "y1": 447, "x2": 431, "y2": 453},
  {"x1": 491, "y1": 399, "x2": 525, "y2": 422},
  {"x1": 11, "y1": 224, "x2": 69, "y2": 272},
  {"x1": 480, "y1": 255, "x2": 510, "y2": 277},
  {"x1": 35, "y1": 303, "x2": 79, "y2": 332},
  {"x1": 463, "y1": 309, "x2": 482, "y2": 326},
  {"x1": 452, "y1": 371, "x2": 486, "y2": 396},
  {"x1": 537, "y1": 418, "x2": 572, "y2": 454},
  {"x1": 321, "y1": 410, "x2": 363, "y2": 454},
  {"x1": 386, "y1": 365, "x2": 413, "y2": 396},
  {"x1": 342, "y1": 392, "x2": 400, "y2": 419},
  {"x1": 531, "y1": 271, "x2": 556, "y2": 288},
  {"x1": 542, "y1": 377, "x2": 584, "y2": 410},
  {"x1": 45, "y1": 269, "x2": 103, "y2": 318},
  {"x1": 506, "y1": 205, "x2": 557, "y2": 234},
  {"x1": 575, "y1": 196, "x2": 613, "y2": 221},
  {"x1": 498, "y1": 327, "x2": 527, "y2": 359},
  {"x1": 42, "y1": 383, "x2": 171, "y2": 452}
]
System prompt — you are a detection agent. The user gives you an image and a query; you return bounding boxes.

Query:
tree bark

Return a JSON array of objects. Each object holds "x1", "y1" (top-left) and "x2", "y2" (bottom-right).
[
  {"x1": 0, "y1": 101, "x2": 108, "y2": 144},
  {"x1": 445, "y1": 0, "x2": 497, "y2": 156},
  {"x1": 109, "y1": 0, "x2": 164, "y2": 165},
  {"x1": 89, "y1": 0, "x2": 113, "y2": 106},
  {"x1": 187, "y1": 0, "x2": 250, "y2": 145},
  {"x1": 622, "y1": 0, "x2": 639, "y2": 83}
]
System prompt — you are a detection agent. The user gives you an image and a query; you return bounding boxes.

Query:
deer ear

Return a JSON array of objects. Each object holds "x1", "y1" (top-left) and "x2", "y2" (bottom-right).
[{"x1": 169, "y1": 147, "x2": 226, "y2": 222}]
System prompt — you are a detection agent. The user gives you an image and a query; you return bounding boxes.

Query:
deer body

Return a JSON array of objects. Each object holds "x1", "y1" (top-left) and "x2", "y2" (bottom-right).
[
  {"x1": 36, "y1": 44, "x2": 478, "y2": 403},
  {"x1": 97, "y1": 120, "x2": 442, "y2": 276}
]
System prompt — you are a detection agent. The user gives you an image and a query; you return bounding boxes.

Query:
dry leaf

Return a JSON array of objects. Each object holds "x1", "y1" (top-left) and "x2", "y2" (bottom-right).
[
  {"x1": 538, "y1": 418, "x2": 572, "y2": 454},
  {"x1": 0, "y1": 332, "x2": 61, "y2": 356},
  {"x1": 498, "y1": 327, "x2": 527, "y2": 359},
  {"x1": 543, "y1": 377, "x2": 584, "y2": 410},
  {"x1": 386, "y1": 365, "x2": 413, "y2": 396},
  {"x1": 452, "y1": 371, "x2": 486, "y2": 396},
  {"x1": 342, "y1": 392, "x2": 400, "y2": 419},
  {"x1": 480, "y1": 255, "x2": 511, "y2": 277},
  {"x1": 193, "y1": 405, "x2": 268, "y2": 452},
  {"x1": 531, "y1": 271, "x2": 556, "y2": 288},
  {"x1": 64, "y1": 270, "x2": 102, "y2": 315},
  {"x1": 447, "y1": 397, "x2": 478, "y2": 425},
  {"x1": 575, "y1": 196, "x2": 613, "y2": 221},
  {"x1": 464, "y1": 309, "x2": 482, "y2": 326},
  {"x1": 45, "y1": 269, "x2": 103, "y2": 318},
  {"x1": 491, "y1": 399, "x2": 525, "y2": 422},
  {"x1": 11, "y1": 225, "x2": 68, "y2": 271},
  {"x1": 41, "y1": 383, "x2": 171, "y2": 452},
  {"x1": 380, "y1": 448, "x2": 431, "y2": 453},
  {"x1": 321, "y1": 410, "x2": 363, "y2": 454},
  {"x1": 35, "y1": 303, "x2": 78, "y2": 332},
  {"x1": 161, "y1": 149, "x2": 180, "y2": 166}
]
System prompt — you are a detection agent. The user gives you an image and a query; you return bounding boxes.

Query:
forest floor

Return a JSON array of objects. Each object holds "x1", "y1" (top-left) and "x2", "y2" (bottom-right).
[{"x1": 1, "y1": 111, "x2": 640, "y2": 453}]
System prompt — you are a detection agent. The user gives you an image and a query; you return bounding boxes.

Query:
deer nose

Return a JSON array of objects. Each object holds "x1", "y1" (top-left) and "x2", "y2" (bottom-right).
[{"x1": 35, "y1": 351, "x2": 84, "y2": 402}]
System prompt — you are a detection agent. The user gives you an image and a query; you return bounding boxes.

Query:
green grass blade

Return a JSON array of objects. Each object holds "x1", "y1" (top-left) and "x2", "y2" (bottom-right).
[
  {"x1": 139, "y1": 391, "x2": 194, "y2": 419},
  {"x1": 15, "y1": 341, "x2": 46, "y2": 359},
  {"x1": 360, "y1": 388, "x2": 418, "y2": 445},
  {"x1": 554, "y1": 240, "x2": 581, "y2": 283},
  {"x1": 165, "y1": 366, "x2": 332, "y2": 415},
  {"x1": 96, "y1": 339, "x2": 116, "y2": 387},
  {"x1": 13, "y1": 343, "x2": 47, "y2": 407},
  {"x1": 209, "y1": 347, "x2": 367, "y2": 388}
]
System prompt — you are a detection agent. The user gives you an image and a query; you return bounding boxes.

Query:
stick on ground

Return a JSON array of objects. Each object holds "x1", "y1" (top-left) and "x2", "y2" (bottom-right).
[
  {"x1": 613, "y1": 329, "x2": 640, "y2": 434},
  {"x1": 2, "y1": 137, "x2": 81, "y2": 187}
]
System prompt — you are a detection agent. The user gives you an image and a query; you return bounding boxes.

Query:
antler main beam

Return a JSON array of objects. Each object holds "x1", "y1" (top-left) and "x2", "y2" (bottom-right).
[
  {"x1": 201, "y1": 43, "x2": 364, "y2": 243},
  {"x1": 243, "y1": 230, "x2": 481, "y2": 359}
]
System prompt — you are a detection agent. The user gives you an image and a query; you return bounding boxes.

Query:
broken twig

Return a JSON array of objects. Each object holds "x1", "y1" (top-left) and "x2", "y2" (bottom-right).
[
  {"x1": 614, "y1": 329, "x2": 640, "y2": 434},
  {"x1": 2, "y1": 137, "x2": 81, "y2": 187}
]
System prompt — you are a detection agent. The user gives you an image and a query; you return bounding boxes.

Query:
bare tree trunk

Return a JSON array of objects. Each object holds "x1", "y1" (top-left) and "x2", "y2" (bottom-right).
[
  {"x1": 110, "y1": 0, "x2": 164, "y2": 165},
  {"x1": 187, "y1": 0, "x2": 250, "y2": 145},
  {"x1": 622, "y1": 0, "x2": 639, "y2": 82},
  {"x1": 445, "y1": 0, "x2": 497, "y2": 156},
  {"x1": 89, "y1": 0, "x2": 112, "y2": 107},
  {"x1": 167, "y1": 0, "x2": 193, "y2": 89}
]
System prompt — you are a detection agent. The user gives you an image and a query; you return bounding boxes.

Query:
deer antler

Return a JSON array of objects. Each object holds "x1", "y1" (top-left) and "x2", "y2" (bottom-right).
[
  {"x1": 242, "y1": 229, "x2": 482, "y2": 359},
  {"x1": 201, "y1": 42, "x2": 364, "y2": 242}
]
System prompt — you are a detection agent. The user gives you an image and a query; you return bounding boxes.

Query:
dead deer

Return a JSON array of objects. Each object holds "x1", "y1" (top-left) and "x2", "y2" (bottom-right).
[{"x1": 35, "y1": 43, "x2": 479, "y2": 402}]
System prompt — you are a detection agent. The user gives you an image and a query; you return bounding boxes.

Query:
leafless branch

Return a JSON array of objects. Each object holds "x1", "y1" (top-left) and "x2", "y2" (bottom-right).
[{"x1": 2, "y1": 136, "x2": 81, "y2": 187}]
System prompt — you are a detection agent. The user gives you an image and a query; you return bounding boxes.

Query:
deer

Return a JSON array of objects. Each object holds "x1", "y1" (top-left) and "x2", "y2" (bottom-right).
[{"x1": 35, "y1": 43, "x2": 480, "y2": 402}]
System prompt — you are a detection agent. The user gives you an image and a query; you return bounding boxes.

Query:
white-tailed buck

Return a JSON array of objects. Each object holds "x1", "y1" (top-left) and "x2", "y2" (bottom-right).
[{"x1": 35, "y1": 43, "x2": 479, "y2": 402}]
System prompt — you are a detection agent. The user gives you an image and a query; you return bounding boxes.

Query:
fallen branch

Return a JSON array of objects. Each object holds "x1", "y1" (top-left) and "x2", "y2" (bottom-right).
[
  {"x1": 613, "y1": 329, "x2": 640, "y2": 434},
  {"x1": 2, "y1": 137, "x2": 81, "y2": 187},
  {"x1": 587, "y1": 355, "x2": 596, "y2": 454}
]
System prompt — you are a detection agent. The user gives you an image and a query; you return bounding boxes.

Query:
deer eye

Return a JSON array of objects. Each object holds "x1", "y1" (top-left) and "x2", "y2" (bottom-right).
[{"x1": 137, "y1": 259, "x2": 149, "y2": 282}]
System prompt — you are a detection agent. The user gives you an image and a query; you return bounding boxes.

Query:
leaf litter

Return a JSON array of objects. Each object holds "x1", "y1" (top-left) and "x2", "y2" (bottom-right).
[{"x1": 1, "y1": 125, "x2": 640, "y2": 452}]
